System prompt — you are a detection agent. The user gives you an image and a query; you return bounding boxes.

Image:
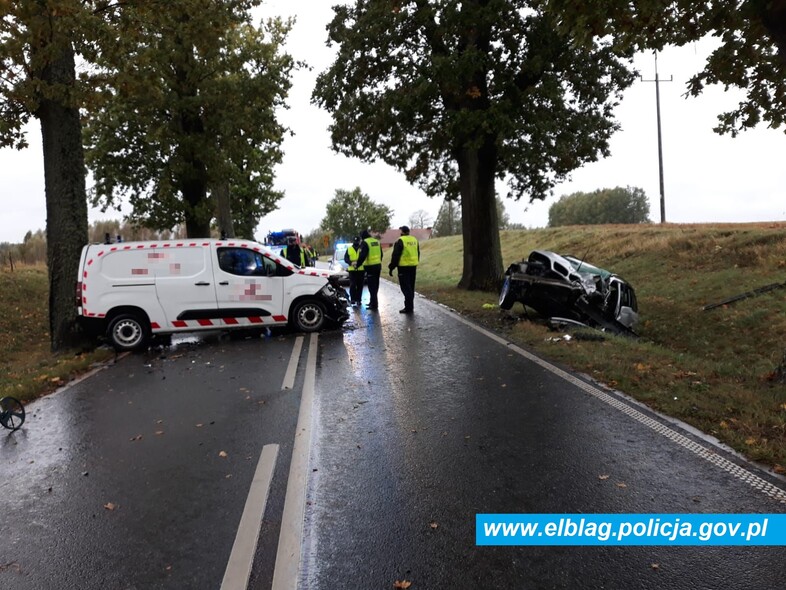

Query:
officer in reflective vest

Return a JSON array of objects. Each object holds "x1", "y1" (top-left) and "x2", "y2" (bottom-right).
[
  {"x1": 282, "y1": 237, "x2": 306, "y2": 267},
  {"x1": 388, "y1": 225, "x2": 420, "y2": 313},
  {"x1": 344, "y1": 236, "x2": 365, "y2": 306},
  {"x1": 355, "y1": 228, "x2": 383, "y2": 310}
]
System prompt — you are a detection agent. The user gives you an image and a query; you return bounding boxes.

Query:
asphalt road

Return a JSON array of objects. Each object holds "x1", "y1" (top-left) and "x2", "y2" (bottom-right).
[{"x1": 2, "y1": 279, "x2": 786, "y2": 589}]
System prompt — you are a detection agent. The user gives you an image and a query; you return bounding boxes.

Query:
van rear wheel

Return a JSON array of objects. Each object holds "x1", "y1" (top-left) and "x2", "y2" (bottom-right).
[
  {"x1": 292, "y1": 300, "x2": 326, "y2": 332},
  {"x1": 108, "y1": 313, "x2": 150, "y2": 351}
]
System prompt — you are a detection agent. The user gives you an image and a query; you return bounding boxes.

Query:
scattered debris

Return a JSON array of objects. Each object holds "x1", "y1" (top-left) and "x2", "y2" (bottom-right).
[{"x1": 703, "y1": 280, "x2": 786, "y2": 311}]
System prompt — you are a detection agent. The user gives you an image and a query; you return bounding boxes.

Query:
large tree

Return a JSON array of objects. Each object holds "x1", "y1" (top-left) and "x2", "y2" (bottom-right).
[
  {"x1": 313, "y1": 1, "x2": 635, "y2": 290},
  {"x1": 84, "y1": 0, "x2": 293, "y2": 238},
  {"x1": 1, "y1": 1, "x2": 95, "y2": 351},
  {"x1": 320, "y1": 187, "x2": 393, "y2": 241},
  {"x1": 539, "y1": 0, "x2": 786, "y2": 137}
]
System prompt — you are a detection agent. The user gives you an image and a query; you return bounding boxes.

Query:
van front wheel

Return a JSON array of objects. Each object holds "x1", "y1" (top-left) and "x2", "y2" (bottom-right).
[
  {"x1": 292, "y1": 300, "x2": 326, "y2": 332},
  {"x1": 108, "y1": 313, "x2": 150, "y2": 351}
]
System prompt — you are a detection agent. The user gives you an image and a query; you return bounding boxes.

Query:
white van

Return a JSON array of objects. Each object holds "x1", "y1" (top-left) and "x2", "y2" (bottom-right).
[{"x1": 76, "y1": 238, "x2": 349, "y2": 351}]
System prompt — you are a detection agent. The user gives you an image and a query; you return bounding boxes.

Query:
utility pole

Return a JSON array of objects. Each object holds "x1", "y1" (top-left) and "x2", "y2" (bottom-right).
[{"x1": 641, "y1": 52, "x2": 672, "y2": 223}]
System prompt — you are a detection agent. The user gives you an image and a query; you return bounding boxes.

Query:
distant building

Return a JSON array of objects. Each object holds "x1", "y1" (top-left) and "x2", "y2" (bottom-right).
[{"x1": 379, "y1": 227, "x2": 433, "y2": 249}]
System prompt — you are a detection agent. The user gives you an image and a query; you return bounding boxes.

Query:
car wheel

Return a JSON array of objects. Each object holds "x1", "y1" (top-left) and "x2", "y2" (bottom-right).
[
  {"x1": 499, "y1": 276, "x2": 517, "y2": 310},
  {"x1": 107, "y1": 313, "x2": 150, "y2": 351},
  {"x1": 292, "y1": 300, "x2": 326, "y2": 332}
]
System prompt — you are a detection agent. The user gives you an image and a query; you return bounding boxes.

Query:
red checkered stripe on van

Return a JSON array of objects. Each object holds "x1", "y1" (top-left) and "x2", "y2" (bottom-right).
[{"x1": 152, "y1": 315, "x2": 288, "y2": 332}]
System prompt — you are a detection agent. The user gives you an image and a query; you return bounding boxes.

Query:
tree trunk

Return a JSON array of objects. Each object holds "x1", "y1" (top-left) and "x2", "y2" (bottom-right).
[
  {"x1": 456, "y1": 138, "x2": 503, "y2": 291},
  {"x1": 181, "y1": 160, "x2": 211, "y2": 238},
  {"x1": 35, "y1": 41, "x2": 90, "y2": 352},
  {"x1": 214, "y1": 181, "x2": 235, "y2": 238}
]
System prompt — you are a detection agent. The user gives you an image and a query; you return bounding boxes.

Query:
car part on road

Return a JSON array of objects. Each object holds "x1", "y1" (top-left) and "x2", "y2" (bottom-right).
[
  {"x1": 0, "y1": 396, "x2": 25, "y2": 431},
  {"x1": 500, "y1": 250, "x2": 639, "y2": 336}
]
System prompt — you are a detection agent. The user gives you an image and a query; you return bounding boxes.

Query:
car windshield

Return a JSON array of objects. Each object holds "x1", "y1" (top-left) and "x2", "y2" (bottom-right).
[{"x1": 333, "y1": 244, "x2": 349, "y2": 260}]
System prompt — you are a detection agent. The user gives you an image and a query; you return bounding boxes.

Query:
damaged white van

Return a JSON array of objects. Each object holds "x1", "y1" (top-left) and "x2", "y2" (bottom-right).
[{"x1": 76, "y1": 239, "x2": 349, "y2": 351}]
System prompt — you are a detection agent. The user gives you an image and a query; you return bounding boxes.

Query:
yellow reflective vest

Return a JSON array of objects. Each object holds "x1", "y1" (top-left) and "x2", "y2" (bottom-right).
[
  {"x1": 347, "y1": 245, "x2": 363, "y2": 271},
  {"x1": 283, "y1": 246, "x2": 305, "y2": 267},
  {"x1": 399, "y1": 235, "x2": 419, "y2": 267},
  {"x1": 363, "y1": 237, "x2": 382, "y2": 265}
]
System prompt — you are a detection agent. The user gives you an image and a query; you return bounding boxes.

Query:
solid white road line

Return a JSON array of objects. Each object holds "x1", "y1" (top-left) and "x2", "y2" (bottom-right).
[
  {"x1": 220, "y1": 444, "x2": 280, "y2": 590},
  {"x1": 282, "y1": 336, "x2": 305, "y2": 390},
  {"x1": 271, "y1": 332, "x2": 318, "y2": 590}
]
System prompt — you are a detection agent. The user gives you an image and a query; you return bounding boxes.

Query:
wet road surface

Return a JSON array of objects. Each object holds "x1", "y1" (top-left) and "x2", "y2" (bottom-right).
[
  {"x1": 2, "y1": 279, "x2": 786, "y2": 589},
  {"x1": 306, "y1": 282, "x2": 786, "y2": 589}
]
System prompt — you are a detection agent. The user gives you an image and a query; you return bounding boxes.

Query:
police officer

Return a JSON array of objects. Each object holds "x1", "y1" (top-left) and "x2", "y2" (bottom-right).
[
  {"x1": 344, "y1": 236, "x2": 365, "y2": 306},
  {"x1": 355, "y1": 228, "x2": 383, "y2": 310},
  {"x1": 388, "y1": 225, "x2": 419, "y2": 313},
  {"x1": 282, "y1": 236, "x2": 307, "y2": 267}
]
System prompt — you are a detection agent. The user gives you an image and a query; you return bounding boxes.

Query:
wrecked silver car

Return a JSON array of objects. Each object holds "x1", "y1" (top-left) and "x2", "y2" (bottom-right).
[{"x1": 499, "y1": 250, "x2": 639, "y2": 335}]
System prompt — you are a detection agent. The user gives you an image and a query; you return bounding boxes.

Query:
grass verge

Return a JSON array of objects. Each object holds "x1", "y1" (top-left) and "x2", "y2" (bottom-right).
[{"x1": 0, "y1": 265, "x2": 114, "y2": 404}]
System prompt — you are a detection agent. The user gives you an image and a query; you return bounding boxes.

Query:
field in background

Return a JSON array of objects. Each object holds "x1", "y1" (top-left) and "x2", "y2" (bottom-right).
[
  {"x1": 2, "y1": 224, "x2": 786, "y2": 471},
  {"x1": 417, "y1": 223, "x2": 786, "y2": 470}
]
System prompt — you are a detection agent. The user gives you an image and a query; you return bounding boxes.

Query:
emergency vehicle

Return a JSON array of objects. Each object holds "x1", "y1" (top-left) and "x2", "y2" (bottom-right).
[
  {"x1": 76, "y1": 238, "x2": 349, "y2": 351},
  {"x1": 264, "y1": 229, "x2": 300, "y2": 256}
]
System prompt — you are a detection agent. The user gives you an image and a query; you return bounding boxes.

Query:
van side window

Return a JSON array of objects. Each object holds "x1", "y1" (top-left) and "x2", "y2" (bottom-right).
[
  {"x1": 218, "y1": 247, "x2": 292, "y2": 277},
  {"x1": 218, "y1": 248, "x2": 263, "y2": 276}
]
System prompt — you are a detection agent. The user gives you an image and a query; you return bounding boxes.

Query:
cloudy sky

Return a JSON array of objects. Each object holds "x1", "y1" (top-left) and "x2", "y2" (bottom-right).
[{"x1": 1, "y1": 3, "x2": 784, "y2": 245}]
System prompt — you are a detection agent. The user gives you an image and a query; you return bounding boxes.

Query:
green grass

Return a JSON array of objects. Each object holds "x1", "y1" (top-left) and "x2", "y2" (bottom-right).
[
  {"x1": 0, "y1": 265, "x2": 114, "y2": 403},
  {"x1": 417, "y1": 223, "x2": 786, "y2": 472}
]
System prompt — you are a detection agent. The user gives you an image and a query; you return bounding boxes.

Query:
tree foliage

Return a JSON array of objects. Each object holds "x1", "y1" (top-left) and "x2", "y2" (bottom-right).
[
  {"x1": 319, "y1": 187, "x2": 393, "y2": 241},
  {"x1": 548, "y1": 186, "x2": 652, "y2": 227},
  {"x1": 84, "y1": 1, "x2": 294, "y2": 237},
  {"x1": 313, "y1": 1, "x2": 635, "y2": 290},
  {"x1": 433, "y1": 199, "x2": 462, "y2": 237},
  {"x1": 539, "y1": 0, "x2": 786, "y2": 137}
]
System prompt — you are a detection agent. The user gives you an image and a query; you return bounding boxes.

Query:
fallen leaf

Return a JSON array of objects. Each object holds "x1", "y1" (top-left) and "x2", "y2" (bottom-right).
[
  {"x1": 196, "y1": 423, "x2": 204, "y2": 428},
  {"x1": 219, "y1": 451, "x2": 228, "y2": 458},
  {"x1": 430, "y1": 522, "x2": 439, "y2": 529},
  {"x1": 155, "y1": 431, "x2": 164, "y2": 435},
  {"x1": 598, "y1": 474, "x2": 610, "y2": 480},
  {"x1": 745, "y1": 438, "x2": 757, "y2": 445},
  {"x1": 616, "y1": 482, "x2": 627, "y2": 488},
  {"x1": 651, "y1": 563, "x2": 660, "y2": 570},
  {"x1": 103, "y1": 502, "x2": 117, "y2": 511},
  {"x1": 130, "y1": 435, "x2": 142, "y2": 441},
  {"x1": 393, "y1": 581, "x2": 412, "y2": 589},
  {"x1": 773, "y1": 464, "x2": 786, "y2": 475}
]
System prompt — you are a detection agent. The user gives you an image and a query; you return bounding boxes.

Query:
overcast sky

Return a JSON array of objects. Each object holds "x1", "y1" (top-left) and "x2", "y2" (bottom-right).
[{"x1": 1, "y1": 3, "x2": 785, "y2": 245}]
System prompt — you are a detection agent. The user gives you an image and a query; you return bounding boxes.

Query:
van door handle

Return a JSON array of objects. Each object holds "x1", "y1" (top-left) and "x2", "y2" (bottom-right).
[
  {"x1": 195, "y1": 281, "x2": 211, "y2": 286},
  {"x1": 219, "y1": 281, "x2": 229, "y2": 286}
]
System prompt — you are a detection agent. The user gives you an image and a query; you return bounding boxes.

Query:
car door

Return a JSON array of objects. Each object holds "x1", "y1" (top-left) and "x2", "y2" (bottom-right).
[
  {"x1": 152, "y1": 244, "x2": 219, "y2": 329},
  {"x1": 213, "y1": 245, "x2": 287, "y2": 326}
]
